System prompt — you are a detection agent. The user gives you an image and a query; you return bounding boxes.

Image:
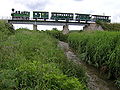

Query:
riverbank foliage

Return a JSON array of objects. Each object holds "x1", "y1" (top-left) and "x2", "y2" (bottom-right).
[
  {"x1": 97, "y1": 21, "x2": 120, "y2": 31},
  {"x1": 68, "y1": 31, "x2": 120, "y2": 88},
  {"x1": 0, "y1": 20, "x2": 14, "y2": 41},
  {"x1": 0, "y1": 21, "x2": 88, "y2": 89},
  {"x1": 45, "y1": 29, "x2": 68, "y2": 42}
]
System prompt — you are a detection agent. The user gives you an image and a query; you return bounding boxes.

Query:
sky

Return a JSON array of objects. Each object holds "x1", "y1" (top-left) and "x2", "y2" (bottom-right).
[{"x1": 0, "y1": 0, "x2": 120, "y2": 30}]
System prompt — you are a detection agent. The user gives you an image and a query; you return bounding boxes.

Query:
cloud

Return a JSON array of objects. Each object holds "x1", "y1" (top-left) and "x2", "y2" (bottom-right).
[
  {"x1": 1, "y1": 0, "x2": 120, "y2": 23},
  {"x1": 14, "y1": 0, "x2": 50, "y2": 10}
]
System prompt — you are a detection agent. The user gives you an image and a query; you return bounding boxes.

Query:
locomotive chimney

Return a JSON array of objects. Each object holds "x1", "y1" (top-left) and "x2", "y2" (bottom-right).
[{"x1": 12, "y1": 8, "x2": 15, "y2": 13}]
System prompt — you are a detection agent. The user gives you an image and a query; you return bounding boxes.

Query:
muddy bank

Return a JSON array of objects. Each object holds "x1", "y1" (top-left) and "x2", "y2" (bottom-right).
[{"x1": 58, "y1": 41, "x2": 118, "y2": 90}]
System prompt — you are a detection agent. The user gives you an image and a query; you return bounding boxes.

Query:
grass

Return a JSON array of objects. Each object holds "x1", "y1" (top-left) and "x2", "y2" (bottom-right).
[
  {"x1": 96, "y1": 21, "x2": 120, "y2": 31},
  {"x1": 0, "y1": 20, "x2": 14, "y2": 41},
  {"x1": 45, "y1": 29, "x2": 68, "y2": 42},
  {"x1": 68, "y1": 31, "x2": 120, "y2": 88},
  {"x1": 0, "y1": 21, "x2": 88, "y2": 90}
]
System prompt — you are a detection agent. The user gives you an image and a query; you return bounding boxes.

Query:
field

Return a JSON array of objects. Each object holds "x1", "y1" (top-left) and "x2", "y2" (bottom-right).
[
  {"x1": 1, "y1": 20, "x2": 120, "y2": 89},
  {"x1": 0, "y1": 21, "x2": 88, "y2": 89},
  {"x1": 68, "y1": 31, "x2": 120, "y2": 88}
]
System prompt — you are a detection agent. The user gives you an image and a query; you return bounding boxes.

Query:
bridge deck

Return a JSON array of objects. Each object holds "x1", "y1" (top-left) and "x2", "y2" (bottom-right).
[{"x1": 8, "y1": 20, "x2": 90, "y2": 26}]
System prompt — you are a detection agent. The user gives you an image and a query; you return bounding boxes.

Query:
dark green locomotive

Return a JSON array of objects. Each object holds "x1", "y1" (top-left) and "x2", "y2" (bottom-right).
[
  {"x1": 75, "y1": 13, "x2": 91, "y2": 22},
  {"x1": 33, "y1": 11, "x2": 49, "y2": 20},
  {"x1": 51, "y1": 12, "x2": 74, "y2": 21},
  {"x1": 11, "y1": 9, "x2": 30, "y2": 20},
  {"x1": 92, "y1": 15, "x2": 111, "y2": 23}
]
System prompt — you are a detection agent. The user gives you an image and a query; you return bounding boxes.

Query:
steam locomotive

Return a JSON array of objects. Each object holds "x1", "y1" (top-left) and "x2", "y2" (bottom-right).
[
  {"x1": 11, "y1": 8, "x2": 30, "y2": 20},
  {"x1": 11, "y1": 9, "x2": 111, "y2": 23}
]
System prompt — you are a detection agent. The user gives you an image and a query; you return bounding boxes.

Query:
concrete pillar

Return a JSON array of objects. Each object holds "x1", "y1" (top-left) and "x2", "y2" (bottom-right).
[
  {"x1": 83, "y1": 23, "x2": 103, "y2": 31},
  {"x1": 63, "y1": 24, "x2": 69, "y2": 34},
  {"x1": 33, "y1": 24, "x2": 37, "y2": 30}
]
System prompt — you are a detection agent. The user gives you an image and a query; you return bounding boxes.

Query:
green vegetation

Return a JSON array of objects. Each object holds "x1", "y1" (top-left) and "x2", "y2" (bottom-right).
[
  {"x1": 0, "y1": 20, "x2": 14, "y2": 41},
  {"x1": 96, "y1": 21, "x2": 120, "y2": 31},
  {"x1": 45, "y1": 29, "x2": 68, "y2": 42},
  {"x1": 0, "y1": 21, "x2": 87, "y2": 90},
  {"x1": 68, "y1": 31, "x2": 120, "y2": 88}
]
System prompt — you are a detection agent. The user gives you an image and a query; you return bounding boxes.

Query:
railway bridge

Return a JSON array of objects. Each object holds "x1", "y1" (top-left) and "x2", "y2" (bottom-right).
[
  {"x1": 8, "y1": 20, "x2": 89, "y2": 34},
  {"x1": 8, "y1": 9, "x2": 111, "y2": 34}
]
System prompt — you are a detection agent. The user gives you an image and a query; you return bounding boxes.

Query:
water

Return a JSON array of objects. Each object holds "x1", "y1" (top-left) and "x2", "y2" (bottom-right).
[{"x1": 58, "y1": 41, "x2": 118, "y2": 90}]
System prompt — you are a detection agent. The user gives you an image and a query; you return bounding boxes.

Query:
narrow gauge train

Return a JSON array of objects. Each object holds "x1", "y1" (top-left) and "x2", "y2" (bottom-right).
[
  {"x1": 11, "y1": 9, "x2": 111, "y2": 23},
  {"x1": 75, "y1": 13, "x2": 91, "y2": 23},
  {"x1": 51, "y1": 12, "x2": 74, "y2": 22},
  {"x1": 11, "y1": 9, "x2": 30, "y2": 20},
  {"x1": 33, "y1": 11, "x2": 49, "y2": 20},
  {"x1": 92, "y1": 15, "x2": 111, "y2": 22}
]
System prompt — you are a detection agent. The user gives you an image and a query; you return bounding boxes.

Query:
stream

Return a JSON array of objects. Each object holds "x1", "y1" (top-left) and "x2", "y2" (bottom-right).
[{"x1": 58, "y1": 41, "x2": 118, "y2": 90}]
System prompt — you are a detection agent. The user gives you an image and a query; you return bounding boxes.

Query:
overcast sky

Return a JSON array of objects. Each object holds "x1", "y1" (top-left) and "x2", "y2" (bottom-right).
[{"x1": 0, "y1": 0, "x2": 120, "y2": 30}]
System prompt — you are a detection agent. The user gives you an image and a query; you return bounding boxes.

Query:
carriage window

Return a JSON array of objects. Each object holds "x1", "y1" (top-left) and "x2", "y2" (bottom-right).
[
  {"x1": 53, "y1": 14, "x2": 55, "y2": 16},
  {"x1": 35, "y1": 13, "x2": 38, "y2": 15}
]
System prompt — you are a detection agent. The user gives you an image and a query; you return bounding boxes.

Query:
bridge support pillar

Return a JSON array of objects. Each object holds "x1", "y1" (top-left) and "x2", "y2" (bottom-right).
[
  {"x1": 63, "y1": 24, "x2": 69, "y2": 34},
  {"x1": 33, "y1": 24, "x2": 37, "y2": 30},
  {"x1": 83, "y1": 23, "x2": 103, "y2": 31}
]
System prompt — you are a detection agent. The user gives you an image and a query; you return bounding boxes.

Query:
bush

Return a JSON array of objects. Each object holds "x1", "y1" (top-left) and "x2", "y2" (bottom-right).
[
  {"x1": 45, "y1": 29, "x2": 68, "y2": 42},
  {"x1": 43, "y1": 74, "x2": 87, "y2": 90}
]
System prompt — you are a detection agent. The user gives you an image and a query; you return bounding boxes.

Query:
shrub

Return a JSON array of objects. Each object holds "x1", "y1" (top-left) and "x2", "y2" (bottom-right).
[
  {"x1": 45, "y1": 29, "x2": 68, "y2": 42},
  {"x1": 43, "y1": 74, "x2": 87, "y2": 90}
]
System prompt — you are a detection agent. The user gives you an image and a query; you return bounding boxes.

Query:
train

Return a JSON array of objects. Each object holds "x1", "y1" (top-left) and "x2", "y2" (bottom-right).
[
  {"x1": 11, "y1": 9, "x2": 111, "y2": 23},
  {"x1": 11, "y1": 9, "x2": 30, "y2": 20}
]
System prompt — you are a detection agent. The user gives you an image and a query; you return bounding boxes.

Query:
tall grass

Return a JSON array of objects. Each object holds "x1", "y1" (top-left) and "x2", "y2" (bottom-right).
[
  {"x1": 68, "y1": 31, "x2": 120, "y2": 88},
  {"x1": 0, "y1": 20, "x2": 14, "y2": 41},
  {"x1": 0, "y1": 28, "x2": 88, "y2": 89},
  {"x1": 45, "y1": 29, "x2": 68, "y2": 42},
  {"x1": 96, "y1": 21, "x2": 120, "y2": 31}
]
